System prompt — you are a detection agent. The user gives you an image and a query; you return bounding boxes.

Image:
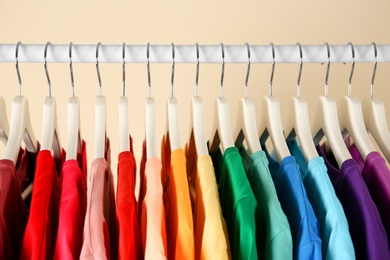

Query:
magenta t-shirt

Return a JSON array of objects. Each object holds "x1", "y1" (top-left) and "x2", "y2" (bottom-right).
[{"x1": 317, "y1": 144, "x2": 390, "y2": 260}]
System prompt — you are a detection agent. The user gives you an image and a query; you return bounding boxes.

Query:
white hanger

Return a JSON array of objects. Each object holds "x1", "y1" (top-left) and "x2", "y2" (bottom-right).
[
  {"x1": 258, "y1": 43, "x2": 290, "y2": 163},
  {"x1": 4, "y1": 42, "x2": 38, "y2": 165},
  {"x1": 338, "y1": 42, "x2": 375, "y2": 160},
  {"x1": 40, "y1": 42, "x2": 62, "y2": 162},
  {"x1": 362, "y1": 42, "x2": 390, "y2": 162},
  {"x1": 233, "y1": 43, "x2": 261, "y2": 154},
  {"x1": 166, "y1": 43, "x2": 181, "y2": 151},
  {"x1": 93, "y1": 43, "x2": 107, "y2": 160},
  {"x1": 0, "y1": 96, "x2": 10, "y2": 147},
  {"x1": 312, "y1": 43, "x2": 351, "y2": 168},
  {"x1": 188, "y1": 43, "x2": 208, "y2": 157},
  {"x1": 66, "y1": 42, "x2": 82, "y2": 160},
  {"x1": 119, "y1": 43, "x2": 130, "y2": 153},
  {"x1": 285, "y1": 43, "x2": 318, "y2": 163},
  {"x1": 145, "y1": 43, "x2": 157, "y2": 159},
  {"x1": 209, "y1": 43, "x2": 234, "y2": 154}
]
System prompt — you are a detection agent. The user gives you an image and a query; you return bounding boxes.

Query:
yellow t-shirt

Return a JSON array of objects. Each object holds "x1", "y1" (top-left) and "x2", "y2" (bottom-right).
[{"x1": 186, "y1": 140, "x2": 231, "y2": 260}]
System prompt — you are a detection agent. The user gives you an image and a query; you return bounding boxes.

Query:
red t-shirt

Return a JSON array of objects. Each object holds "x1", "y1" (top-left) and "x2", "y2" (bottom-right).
[
  {"x1": 116, "y1": 137, "x2": 143, "y2": 260},
  {"x1": 0, "y1": 148, "x2": 38, "y2": 259},
  {"x1": 20, "y1": 149, "x2": 66, "y2": 260},
  {"x1": 54, "y1": 141, "x2": 87, "y2": 260},
  {"x1": 80, "y1": 139, "x2": 117, "y2": 260}
]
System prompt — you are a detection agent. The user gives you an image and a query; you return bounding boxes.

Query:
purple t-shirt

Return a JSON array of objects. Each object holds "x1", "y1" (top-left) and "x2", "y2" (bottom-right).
[
  {"x1": 347, "y1": 142, "x2": 390, "y2": 245},
  {"x1": 317, "y1": 144, "x2": 390, "y2": 260}
]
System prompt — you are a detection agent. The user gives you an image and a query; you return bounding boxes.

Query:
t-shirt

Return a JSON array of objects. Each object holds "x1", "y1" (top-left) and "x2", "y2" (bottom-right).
[
  {"x1": 0, "y1": 148, "x2": 38, "y2": 260},
  {"x1": 346, "y1": 139, "x2": 390, "y2": 244},
  {"x1": 80, "y1": 139, "x2": 117, "y2": 260},
  {"x1": 54, "y1": 140, "x2": 87, "y2": 260},
  {"x1": 116, "y1": 137, "x2": 143, "y2": 260},
  {"x1": 317, "y1": 144, "x2": 390, "y2": 260},
  {"x1": 210, "y1": 147, "x2": 258, "y2": 260},
  {"x1": 161, "y1": 136, "x2": 194, "y2": 260},
  {"x1": 20, "y1": 149, "x2": 66, "y2": 260},
  {"x1": 287, "y1": 139, "x2": 355, "y2": 260},
  {"x1": 262, "y1": 145, "x2": 322, "y2": 260},
  {"x1": 239, "y1": 146, "x2": 292, "y2": 260},
  {"x1": 139, "y1": 141, "x2": 167, "y2": 260},
  {"x1": 185, "y1": 140, "x2": 230, "y2": 260}
]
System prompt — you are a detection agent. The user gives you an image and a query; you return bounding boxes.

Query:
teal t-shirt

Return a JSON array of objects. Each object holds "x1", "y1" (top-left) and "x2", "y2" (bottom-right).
[
  {"x1": 239, "y1": 146, "x2": 293, "y2": 260},
  {"x1": 210, "y1": 147, "x2": 258, "y2": 260},
  {"x1": 287, "y1": 139, "x2": 355, "y2": 260}
]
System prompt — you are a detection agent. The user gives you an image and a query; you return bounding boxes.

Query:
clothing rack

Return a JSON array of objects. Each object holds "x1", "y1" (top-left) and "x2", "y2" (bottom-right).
[{"x1": 0, "y1": 43, "x2": 389, "y2": 64}]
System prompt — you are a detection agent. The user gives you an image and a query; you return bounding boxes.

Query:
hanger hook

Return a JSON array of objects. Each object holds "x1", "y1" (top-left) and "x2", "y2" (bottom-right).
[
  {"x1": 147, "y1": 43, "x2": 151, "y2": 97},
  {"x1": 96, "y1": 42, "x2": 102, "y2": 96},
  {"x1": 220, "y1": 42, "x2": 225, "y2": 98},
  {"x1": 324, "y1": 42, "x2": 330, "y2": 96},
  {"x1": 296, "y1": 42, "x2": 303, "y2": 98},
  {"x1": 171, "y1": 42, "x2": 175, "y2": 98},
  {"x1": 15, "y1": 41, "x2": 22, "y2": 96},
  {"x1": 269, "y1": 42, "x2": 275, "y2": 97},
  {"x1": 244, "y1": 42, "x2": 251, "y2": 98},
  {"x1": 195, "y1": 43, "x2": 200, "y2": 96},
  {"x1": 371, "y1": 42, "x2": 378, "y2": 98},
  {"x1": 347, "y1": 42, "x2": 355, "y2": 97},
  {"x1": 44, "y1": 42, "x2": 52, "y2": 97},
  {"x1": 69, "y1": 42, "x2": 75, "y2": 97},
  {"x1": 122, "y1": 42, "x2": 126, "y2": 97}
]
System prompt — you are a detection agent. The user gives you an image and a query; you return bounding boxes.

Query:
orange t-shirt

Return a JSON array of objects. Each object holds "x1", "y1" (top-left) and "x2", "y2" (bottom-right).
[
  {"x1": 161, "y1": 136, "x2": 195, "y2": 260},
  {"x1": 139, "y1": 141, "x2": 167, "y2": 260}
]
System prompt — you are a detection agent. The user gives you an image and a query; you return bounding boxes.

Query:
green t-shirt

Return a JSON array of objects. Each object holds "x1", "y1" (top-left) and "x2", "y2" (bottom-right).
[
  {"x1": 211, "y1": 147, "x2": 258, "y2": 260},
  {"x1": 239, "y1": 146, "x2": 293, "y2": 260}
]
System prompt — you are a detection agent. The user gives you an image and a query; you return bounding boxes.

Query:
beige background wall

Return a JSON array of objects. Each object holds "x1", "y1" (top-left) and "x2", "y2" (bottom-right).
[{"x1": 0, "y1": 0, "x2": 390, "y2": 190}]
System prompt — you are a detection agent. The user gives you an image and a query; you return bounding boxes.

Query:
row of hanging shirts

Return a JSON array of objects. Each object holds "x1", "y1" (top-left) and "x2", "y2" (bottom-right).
[{"x1": 1, "y1": 41, "x2": 390, "y2": 260}]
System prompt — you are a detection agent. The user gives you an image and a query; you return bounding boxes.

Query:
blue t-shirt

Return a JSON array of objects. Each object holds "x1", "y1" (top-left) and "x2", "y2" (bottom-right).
[
  {"x1": 287, "y1": 139, "x2": 355, "y2": 260},
  {"x1": 262, "y1": 145, "x2": 322, "y2": 260}
]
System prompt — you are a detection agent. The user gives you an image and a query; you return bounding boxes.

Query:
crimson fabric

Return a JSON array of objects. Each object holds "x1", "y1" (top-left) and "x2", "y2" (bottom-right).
[
  {"x1": 21, "y1": 149, "x2": 66, "y2": 260},
  {"x1": 137, "y1": 141, "x2": 147, "y2": 221},
  {"x1": 80, "y1": 139, "x2": 118, "y2": 260},
  {"x1": 54, "y1": 140, "x2": 87, "y2": 260},
  {"x1": 346, "y1": 140, "x2": 390, "y2": 244},
  {"x1": 0, "y1": 148, "x2": 38, "y2": 259},
  {"x1": 317, "y1": 144, "x2": 390, "y2": 260},
  {"x1": 116, "y1": 137, "x2": 143, "y2": 260}
]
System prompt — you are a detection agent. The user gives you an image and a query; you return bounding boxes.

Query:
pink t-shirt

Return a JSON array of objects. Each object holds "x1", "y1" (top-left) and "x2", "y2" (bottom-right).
[
  {"x1": 139, "y1": 142, "x2": 167, "y2": 260},
  {"x1": 80, "y1": 139, "x2": 117, "y2": 260}
]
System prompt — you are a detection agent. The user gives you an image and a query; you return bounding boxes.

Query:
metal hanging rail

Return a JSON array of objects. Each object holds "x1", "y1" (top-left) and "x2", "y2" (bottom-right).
[{"x1": 0, "y1": 43, "x2": 389, "y2": 64}]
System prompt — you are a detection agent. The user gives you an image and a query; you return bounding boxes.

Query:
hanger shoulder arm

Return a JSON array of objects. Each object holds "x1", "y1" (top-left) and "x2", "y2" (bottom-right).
[
  {"x1": 363, "y1": 98, "x2": 390, "y2": 162},
  {"x1": 285, "y1": 97, "x2": 318, "y2": 162},
  {"x1": 4, "y1": 96, "x2": 38, "y2": 164},
  {"x1": 191, "y1": 96, "x2": 208, "y2": 156},
  {"x1": 94, "y1": 96, "x2": 106, "y2": 159},
  {"x1": 145, "y1": 97, "x2": 157, "y2": 159},
  {"x1": 66, "y1": 97, "x2": 81, "y2": 160},
  {"x1": 312, "y1": 96, "x2": 351, "y2": 168},
  {"x1": 119, "y1": 96, "x2": 130, "y2": 153},
  {"x1": 339, "y1": 96, "x2": 376, "y2": 159},
  {"x1": 167, "y1": 97, "x2": 181, "y2": 151}
]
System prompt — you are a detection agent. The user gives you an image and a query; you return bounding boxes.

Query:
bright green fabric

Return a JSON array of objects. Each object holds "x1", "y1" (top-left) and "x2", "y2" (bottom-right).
[
  {"x1": 211, "y1": 147, "x2": 258, "y2": 260},
  {"x1": 239, "y1": 147, "x2": 293, "y2": 260}
]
